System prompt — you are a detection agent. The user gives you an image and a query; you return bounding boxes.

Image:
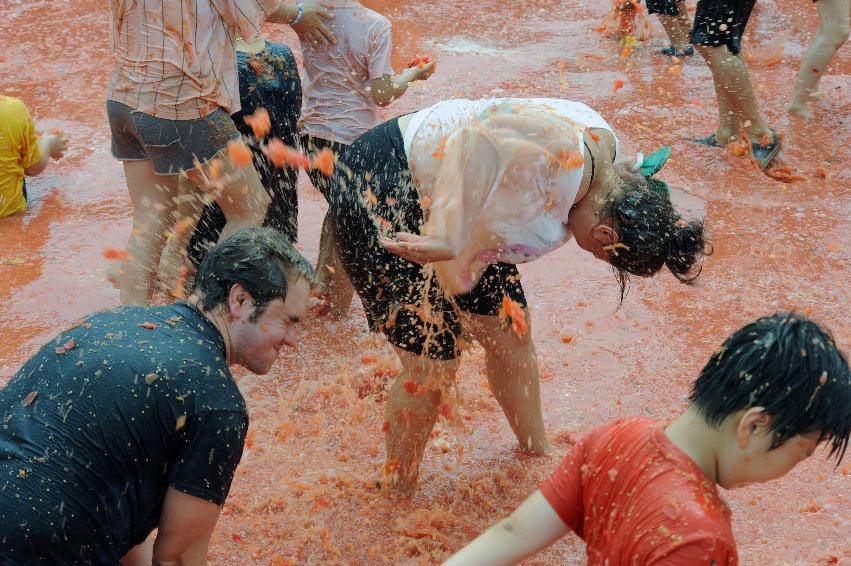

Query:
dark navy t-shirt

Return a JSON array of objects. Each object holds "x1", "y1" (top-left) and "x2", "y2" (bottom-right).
[{"x1": 0, "y1": 303, "x2": 248, "y2": 564}]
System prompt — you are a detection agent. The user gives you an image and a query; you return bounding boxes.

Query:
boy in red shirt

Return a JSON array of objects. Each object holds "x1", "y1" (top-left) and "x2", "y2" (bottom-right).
[{"x1": 443, "y1": 312, "x2": 851, "y2": 565}]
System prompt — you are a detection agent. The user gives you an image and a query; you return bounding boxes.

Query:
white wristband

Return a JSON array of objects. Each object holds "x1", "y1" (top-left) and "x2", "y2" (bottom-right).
[
  {"x1": 290, "y1": 3, "x2": 304, "y2": 25},
  {"x1": 631, "y1": 152, "x2": 644, "y2": 173}
]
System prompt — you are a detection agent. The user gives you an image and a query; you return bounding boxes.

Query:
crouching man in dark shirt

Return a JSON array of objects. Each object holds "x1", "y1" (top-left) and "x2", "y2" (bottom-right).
[{"x1": 0, "y1": 227, "x2": 313, "y2": 565}]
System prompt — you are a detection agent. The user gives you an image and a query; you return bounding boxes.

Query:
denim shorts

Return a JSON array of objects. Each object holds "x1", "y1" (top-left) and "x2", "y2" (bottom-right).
[{"x1": 107, "y1": 100, "x2": 240, "y2": 175}]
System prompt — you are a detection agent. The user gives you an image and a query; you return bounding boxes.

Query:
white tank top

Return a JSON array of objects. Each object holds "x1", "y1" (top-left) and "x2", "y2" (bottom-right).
[
  {"x1": 398, "y1": 98, "x2": 620, "y2": 294},
  {"x1": 402, "y1": 97, "x2": 619, "y2": 184}
]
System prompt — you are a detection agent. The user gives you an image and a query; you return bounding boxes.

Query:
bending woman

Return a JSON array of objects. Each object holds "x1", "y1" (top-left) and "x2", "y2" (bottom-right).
[{"x1": 324, "y1": 98, "x2": 709, "y2": 492}]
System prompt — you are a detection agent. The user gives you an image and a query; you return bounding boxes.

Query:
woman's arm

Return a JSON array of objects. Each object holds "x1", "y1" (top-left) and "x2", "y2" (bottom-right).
[
  {"x1": 24, "y1": 132, "x2": 67, "y2": 177},
  {"x1": 442, "y1": 491, "x2": 570, "y2": 566},
  {"x1": 380, "y1": 125, "x2": 499, "y2": 264}
]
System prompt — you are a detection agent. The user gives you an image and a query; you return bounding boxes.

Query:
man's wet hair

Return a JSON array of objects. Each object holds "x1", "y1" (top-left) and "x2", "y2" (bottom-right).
[
  {"x1": 192, "y1": 227, "x2": 315, "y2": 319},
  {"x1": 690, "y1": 312, "x2": 851, "y2": 461},
  {"x1": 605, "y1": 181, "x2": 711, "y2": 302}
]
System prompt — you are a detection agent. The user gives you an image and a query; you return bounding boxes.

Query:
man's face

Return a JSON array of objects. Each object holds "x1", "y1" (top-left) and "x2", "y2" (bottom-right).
[{"x1": 230, "y1": 277, "x2": 310, "y2": 375}]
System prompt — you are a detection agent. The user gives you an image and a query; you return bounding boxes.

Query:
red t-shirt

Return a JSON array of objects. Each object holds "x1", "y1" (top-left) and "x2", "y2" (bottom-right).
[{"x1": 540, "y1": 417, "x2": 738, "y2": 565}]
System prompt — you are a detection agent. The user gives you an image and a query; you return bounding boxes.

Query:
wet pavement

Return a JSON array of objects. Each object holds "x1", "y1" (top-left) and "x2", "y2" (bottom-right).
[{"x1": 1, "y1": 0, "x2": 849, "y2": 564}]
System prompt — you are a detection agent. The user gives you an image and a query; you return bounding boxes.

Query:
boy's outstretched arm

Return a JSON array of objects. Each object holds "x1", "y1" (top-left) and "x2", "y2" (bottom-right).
[
  {"x1": 442, "y1": 490, "x2": 570, "y2": 566},
  {"x1": 24, "y1": 132, "x2": 67, "y2": 177},
  {"x1": 370, "y1": 61, "x2": 435, "y2": 107}
]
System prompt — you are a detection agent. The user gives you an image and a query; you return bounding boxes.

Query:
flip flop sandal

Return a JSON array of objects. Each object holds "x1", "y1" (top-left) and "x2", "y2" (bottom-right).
[
  {"x1": 752, "y1": 130, "x2": 782, "y2": 171},
  {"x1": 640, "y1": 146, "x2": 671, "y2": 178},
  {"x1": 692, "y1": 134, "x2": 721, "y2": 148},
  {"x1": 660, "y1": 46, "x2": 695, "y2": 56}
]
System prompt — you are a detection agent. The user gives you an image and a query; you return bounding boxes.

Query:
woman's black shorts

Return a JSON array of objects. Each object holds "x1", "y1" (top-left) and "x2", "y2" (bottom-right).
[
  {"x1": 645, "y1": 0, "x2": 682, "y2": 17},
  {"x1": 690, "y1": 0, "x2": 756, "y2": 55},
  {"x1": 328, "y1": 117, "x2": 526, "y2": 361}
]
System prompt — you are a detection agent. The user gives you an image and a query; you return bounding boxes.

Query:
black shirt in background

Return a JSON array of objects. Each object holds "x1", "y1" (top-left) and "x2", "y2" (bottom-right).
[
  {"x1": 0, "y1": 303, "x2": 248, "y2": 564},
  {"x1": 188, "y1": 40, "x2": 303, "y2": 263}
]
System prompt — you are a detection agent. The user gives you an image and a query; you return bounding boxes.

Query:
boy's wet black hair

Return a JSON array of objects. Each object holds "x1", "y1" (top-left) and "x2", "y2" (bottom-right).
[
  {"x1": 605, "y1": 182, "x2": 711, "y2": 302},
  {"x1": 191, "y1": 227, "x2": 315, "y2": 320},
  {"x1": 690, "y1": 312, "x2": 851, "y2": 461}
]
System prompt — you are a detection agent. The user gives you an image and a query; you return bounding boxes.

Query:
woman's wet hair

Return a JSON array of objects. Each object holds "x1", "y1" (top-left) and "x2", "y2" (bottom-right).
[
  {"x1": 690, "y1": 312, "x2": 851, "y2": 461},
  {"x1": 192, "y1": 227, "x2": 315, "y2": 319},
  {"x1": 604, "y1": 180, "x2": 710, "y2": 301}
]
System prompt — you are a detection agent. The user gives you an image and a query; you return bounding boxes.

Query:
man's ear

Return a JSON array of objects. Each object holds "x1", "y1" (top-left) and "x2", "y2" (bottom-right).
[
  {"x1": 227, "y1": 283, "x2": 253, "y2": 319},
  {"x1": 735, "y1": 407, "x2": 772, "y2": 449},
  {"x1": 591, "y1": 223, "x2": 619, "y2": 247}
]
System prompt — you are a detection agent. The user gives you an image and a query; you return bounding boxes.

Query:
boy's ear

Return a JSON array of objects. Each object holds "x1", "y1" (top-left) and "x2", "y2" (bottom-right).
[{"x1": 735, "y1": 407, "x2": 771, "y2": 449}]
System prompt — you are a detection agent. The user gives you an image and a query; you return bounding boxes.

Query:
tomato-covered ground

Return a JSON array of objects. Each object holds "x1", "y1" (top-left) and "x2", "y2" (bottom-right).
[{"x1": 1, "y1": 0, "x2": 849, "y2": 564}]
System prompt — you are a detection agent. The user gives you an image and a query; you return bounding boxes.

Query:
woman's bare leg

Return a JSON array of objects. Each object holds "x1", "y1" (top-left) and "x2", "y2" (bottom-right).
[
  {"x1": 158, "y1": 176, "x2": 202, "y2": 293},
  {"x1": 465, "y1": 311, "x2": 551, "y2": 454},
  {"x1": 697, "y1": 44, "x2": 772, "y2": 142},
  {"x1": 788, "y1": 0, "x2": 850, "y2": 118},
  {"x1": 187, "y1": 155, "x2": 271, "y2": 242},
  {"x1": 315, "y1": 211, "x2": 355, "y2": 318},
  {"x1": 658, "y1": 0, "x2": 693, "y2": 52},
  {"x1": 118, "y1": 160, "x2": 179, "y2": 305},
  {"x1": 383, "y1": 347, "x2": 459, "y2": 492}
]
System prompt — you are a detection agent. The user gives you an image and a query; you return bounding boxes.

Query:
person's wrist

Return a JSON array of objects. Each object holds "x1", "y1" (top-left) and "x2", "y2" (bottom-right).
[{"x1": 289, "y1": 2, "x2": 304, "y2": 25}]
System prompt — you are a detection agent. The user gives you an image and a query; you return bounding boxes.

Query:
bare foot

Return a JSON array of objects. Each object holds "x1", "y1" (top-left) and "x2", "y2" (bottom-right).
[
  {"x1": 714, "y1": 129, "x2": 733, "y2": 146},
  {"x1": 515, "y1": 439, "x2": 554, "y2": 457}
]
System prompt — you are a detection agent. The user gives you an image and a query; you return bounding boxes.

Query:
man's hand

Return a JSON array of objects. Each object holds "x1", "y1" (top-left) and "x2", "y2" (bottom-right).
[
  {"x1": 292, "y1": 2, "x2": 336, "y2": 48},
  {"x1": 379, "y1": 232, "x2": 455, "y2": 264}
]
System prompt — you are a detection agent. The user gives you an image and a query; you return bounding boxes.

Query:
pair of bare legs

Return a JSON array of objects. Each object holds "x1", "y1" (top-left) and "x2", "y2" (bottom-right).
[
  {"x1": 383, "y1": 310, "x2": 551, "y2": 492},
  {"x1": 787, "y1": 0, "x2": 850, "y2": 118},
  {"x1": 657, "y1": 0, "x2": 692, "y2": 53},
  {"x1": 695, "y1": 44, "x2": 773, "y2": 145},
  {"x1": 116, "y1": 156, "x2": 270, "y2": 305},
  {"x1": 314, "y1": 212, "x2": 355, "y2": 318}
]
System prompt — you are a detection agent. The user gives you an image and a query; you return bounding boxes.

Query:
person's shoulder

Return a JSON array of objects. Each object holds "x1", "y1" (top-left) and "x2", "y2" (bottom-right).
[
  {"x1": 83, "y1": 303, "x2": 227, "y2": 364},
  {"x1": 263, "y1": 41, "x2": 295, "y2": 59},
  {"x1": 354, "y1": 5, "x2": 391, "y2": 32},
  {"x1": 590, "y1": 416, "x2": 660, "y2": 443},
  {"x1": 0, "y1": 96, "x2": 31, "y2": 121}
]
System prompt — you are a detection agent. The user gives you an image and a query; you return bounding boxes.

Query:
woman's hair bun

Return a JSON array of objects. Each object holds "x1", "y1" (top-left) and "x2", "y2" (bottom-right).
[{"x1": 665, "y1": 218, "x2": 708, "y2": 281}]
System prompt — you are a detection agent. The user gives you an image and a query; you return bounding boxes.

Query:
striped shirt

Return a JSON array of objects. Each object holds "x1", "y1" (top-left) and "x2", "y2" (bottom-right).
[{"x1": 107, "y1": 0, "x2": 280, "y2": 121}]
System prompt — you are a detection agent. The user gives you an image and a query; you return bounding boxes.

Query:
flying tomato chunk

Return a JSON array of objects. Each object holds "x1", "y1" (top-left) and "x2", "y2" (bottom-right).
[
  {"x1": 263, "y1": 138, "x2": 311, "y2": 169},
  {"x1": 407, "y1": 53, "x2": 434, "y2": 69},
  {"x1": 311, "y1": 147, "x2": 336, "y2": 177},
  {"x1": 103, "y1": 247, "x2": 130, "y2": 261},
  {"x1": 226, "y1": 140, "x2": 253, "y2": 167},
  {"x1": 243, "y1": 108, "x2": 271, "y2": 139}
]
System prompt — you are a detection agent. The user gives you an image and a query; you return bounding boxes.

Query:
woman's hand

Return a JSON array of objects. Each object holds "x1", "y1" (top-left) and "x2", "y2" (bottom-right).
[
  {"x1": 291, "y1": 2, "x2": 336, "y2": 48},
  {"x1": 379, "y1": 232, "x2": 455, "y2": 264}
]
